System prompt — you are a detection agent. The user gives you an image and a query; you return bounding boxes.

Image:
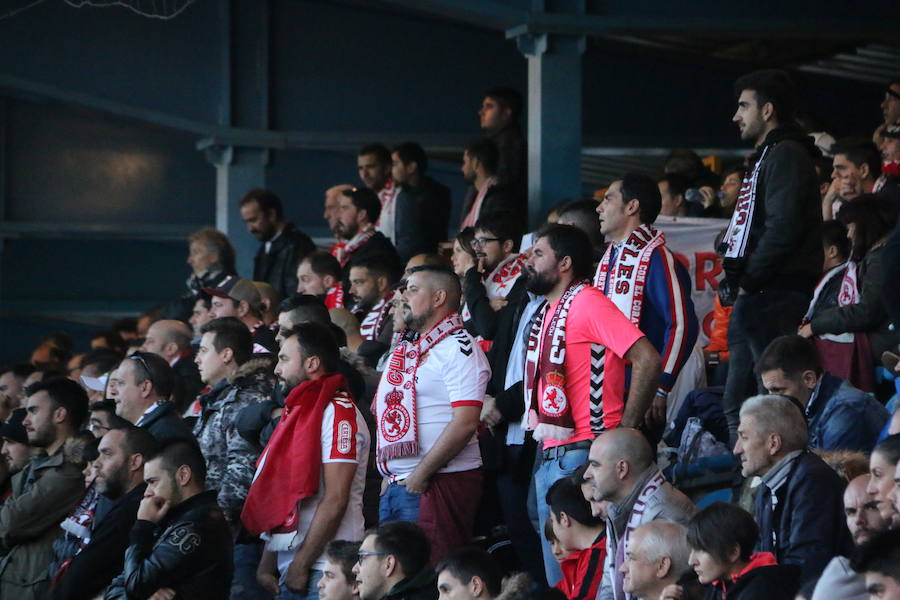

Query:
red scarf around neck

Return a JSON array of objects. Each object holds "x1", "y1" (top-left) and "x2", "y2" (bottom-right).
[{"x1": 241, "y1": 372, "x2": 351, "y2": 536}]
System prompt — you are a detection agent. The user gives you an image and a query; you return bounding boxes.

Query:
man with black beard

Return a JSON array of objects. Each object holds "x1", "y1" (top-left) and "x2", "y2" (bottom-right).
[
  {"x1": 521, "y1": 224, "x2": 661, "y2": 583},
  {"x1": 240, "y1": 188, "x2": 316, "y2": 299},
  {"x1": 373, "y1": 265, "x2": 491, "y2": 563},
  {"x1": 53, "y1": 424, "x2": 155, "y2": 600}
]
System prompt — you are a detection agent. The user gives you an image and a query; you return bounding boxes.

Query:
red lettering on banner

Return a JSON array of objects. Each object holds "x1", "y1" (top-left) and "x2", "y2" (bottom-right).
[
  {"x1": 695, "y1": 252, "x2": 722, "y2": 291},
  {"x1": 702, "y1": 310, "x2": 715, "y2": 339}
]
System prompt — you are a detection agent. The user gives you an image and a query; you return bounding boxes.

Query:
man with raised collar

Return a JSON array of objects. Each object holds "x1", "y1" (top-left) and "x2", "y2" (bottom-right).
[
  {"x1": 583, "y1": 428, "x2": 695, "y2": 600},
  {"x1": 334, "y1": 187, "x2": 402, "y2": 286},
  {"x1": 111, "y1": 351, "x2": 195, "y2": 445},
  {"x1": 374, "y1": 265, "x2": 490, "y2": 563},
  {"x1": 349, "y1": 259, "x2": 397, "y2": 345},
  {"x1": 522, "y1": 224, "x2": 661, "y2": 584},
  {"x1": 240, "y1": 188, "x2": 316, "y2": 299},
  {"x1": 243, "y1": 322, "x2": 369, "y2": 600},
  {"x1": 595, "y1": 174, "x2": 699, "y2": 435},
  {"x1": 298, "y1": 251, "x2": 346, "y2": 309}
]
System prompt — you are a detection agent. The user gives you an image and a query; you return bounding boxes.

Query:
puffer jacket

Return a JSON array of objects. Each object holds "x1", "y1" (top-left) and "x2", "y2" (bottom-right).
[
  {"x1": 193, "y1": 357, "x2": 274, "y2": 527},
  {"x1": 103, "y1": 490, "x2": 233, "y2": 600},
  {"x1": 0, "y1": 438, "x2": 86, "y2": 600}
]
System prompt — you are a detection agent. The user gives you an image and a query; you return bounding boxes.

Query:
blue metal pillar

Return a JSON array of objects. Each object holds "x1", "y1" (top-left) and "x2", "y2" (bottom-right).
[
  {"x1": 207, "y1": 0, "x2": 270, "y2": 279},
  {"x1": 515, "y1": 1, "x2": 585, "y2": 229}
]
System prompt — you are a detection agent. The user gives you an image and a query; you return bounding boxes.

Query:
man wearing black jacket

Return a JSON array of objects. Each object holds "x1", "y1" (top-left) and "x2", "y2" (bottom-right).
[
  {"x1": 719, "y1": 69, "x2": 823, "y2": 443},
  {"x1": 53, "y1": 425, "x2": 154, "y2": 600},
  {"x1": 105, "y1": 440, "x2": 234, "y2": 600},
  {"x1": 241, "y1": 188, "x2": 316, "y2": 299},
  {"x1": 459, "y1": 138, "x2": 522, "y2": 232},
  {"x1": 391, "y1": 142, "x2": 451, "y2": 262},
  {"x1": 335, "y1": 187, "x2": 403, "y2": 285}
]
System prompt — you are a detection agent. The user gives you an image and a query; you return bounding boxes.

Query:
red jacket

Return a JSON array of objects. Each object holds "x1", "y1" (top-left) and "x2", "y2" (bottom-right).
[{"x1": 555, "y1": 534, "x2": 607, "y2": 600}]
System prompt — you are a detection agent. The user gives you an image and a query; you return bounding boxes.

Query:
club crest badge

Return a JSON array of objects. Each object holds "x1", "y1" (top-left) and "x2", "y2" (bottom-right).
[
  {"x1": 541, "y1": 371, "x2": 568, "y2": 417},
  {"x1": 380, "y1": 388, "x2": 411, "y2": 442}
]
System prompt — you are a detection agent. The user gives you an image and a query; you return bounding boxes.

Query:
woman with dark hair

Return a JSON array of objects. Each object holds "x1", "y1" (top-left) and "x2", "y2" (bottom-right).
[
  {"x1": 679, "y1": 502, "x2": 799, "y2": 600},
  {"x1": 799, "y1": 194, "x2": 900, "y2": 392},
  {"x1": 451, "y1": 226, "x2": 478, "y2": 278}
]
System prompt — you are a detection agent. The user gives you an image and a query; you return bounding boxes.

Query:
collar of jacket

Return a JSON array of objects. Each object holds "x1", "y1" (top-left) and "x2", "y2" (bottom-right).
[
  {"x1": 104, "y1": 481, "x2": 148, "y2": 508},
  {"x1": 161, "y1": 489, "x2": 220, "y2": 525},
  {"x1": 383, "y1": 566, "x2": 436, "y2": 600},
  {"x1": 752, "y1": 123, "x2": 820, "y2": 165}
]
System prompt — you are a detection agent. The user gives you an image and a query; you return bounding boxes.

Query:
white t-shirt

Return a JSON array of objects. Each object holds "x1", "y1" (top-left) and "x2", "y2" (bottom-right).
[
  {"x1": 271, "y1": 401, "x2": 370, "y2": 574},
  {"x1": 378, "y1": 328, "x2": 490, "y2": 481}
]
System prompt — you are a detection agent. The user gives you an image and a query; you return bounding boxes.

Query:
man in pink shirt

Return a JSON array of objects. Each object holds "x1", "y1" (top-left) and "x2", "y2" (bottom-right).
[{"x1": 522, "y1": 223, "x2": 661, "y2": 584}]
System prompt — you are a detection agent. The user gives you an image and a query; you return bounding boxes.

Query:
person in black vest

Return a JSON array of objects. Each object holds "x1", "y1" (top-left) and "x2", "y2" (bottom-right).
[{"x1": 241, "y1": 188, "x2": 316, "y2": 300}]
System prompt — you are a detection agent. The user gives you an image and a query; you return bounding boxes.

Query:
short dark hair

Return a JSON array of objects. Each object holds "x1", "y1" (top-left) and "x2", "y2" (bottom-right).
[
  {"x1": 368, "y1": 521, "x2": 430, "y2": 580},
  {"x1": 733, "y1": 69, "x2": 798, "y2": 124},
  {"x1": 455, "y1": 227, "x2": 477, "y2": 259},
  {"x1": 474, "y1": 211, "x2": 522, "y2": 251},
  {"x1": 325, "y1": 540, "x2": 361, "y2": 583},
  {"x1": 109, "y1": 422, "x2": 158, "y2": 458},
  {"x1": 342, "y1": 187, "x2": 381, "y2": 225},
  {"x1": 620, "y1": 173, "x2": 662, "y2": 224},
  {"x1": 28, "y1": 376, "x2": 89, "y2": 430},
  {"x1": 358, "y1": 144, "x2": 391, "y2": 166},
  {"x1": 303, "y1": 251, "x2": 342, "y2": 281},
  {"x1": 464, "y1": 138, "x2": 500, "y2": 175},
  {"x1": 126, "y1": 351, "x2": 177, "y2": 400},
  {"x1": 837, "y1": 194, "x2": 900, "y2": 261},
  {"x1": 406, "y1": 264, "x2": 462, "y2": 309},
  {"x1": 756, "y1": 335, "x2": 821, "y2": 378},
  {"x1": 90, "y1": 400, "x2": 129, "y2": 428},
  {"x1": 0, "y1": 363, "x2": 36, "y2": 381},
  {"x1": 92, "y1": 330, "x2": 126, "y2": 353},
  {"x1": 282, "y1": 322, "x2": 340, "y2": 374},
  {"x1": 349, "y1": 259, "x2": 396, "y2": 286},
  {"x1": 851, "y1": 528, "x2": 900, "y2": 581},
  {"x1": 534, "y1": 223, "x2": 594, "y2": 280},
  {"x1": 822, "y1": 220, "x2": 850, "y2": 261},
  {"x1": 686, "y1": 502, "x2": 758, "y2": 563},
  {"x1": 240, "y1": 188, "x2": 284, "y2": 221},
  {"x1": 484, "y1": 87, "x2": 523, "y2": 121},
  {"x1": 277, "y1": 294, "x2": 330, "y2": 328},
  {"x1": 873, "y1": 434, "x2": 900, "y2": 466},
  {"x1": 80, "y1": 348, "x2": 124, "y2": 375},
  {"x1": 831, "y1": 139, "x2": 881, "y2": 178},
  {"x1": 392, "y1": 142, "x2": 428, "y2": 174},
  {"x1": 546, "y1": 474, "x2": 604, "y2": 528},
  {"x1": 200, "y1": 317, "x2": 252, "y2": 366},
  {"x1": 658, "y1": 173, "x2": 690, "y2": 199},
  {"x1": 147, "y1": 439, "x2": 207, "y2": 486},
  {"x1": 436, "y1": 547, "x2": 503, "y2": 597}
]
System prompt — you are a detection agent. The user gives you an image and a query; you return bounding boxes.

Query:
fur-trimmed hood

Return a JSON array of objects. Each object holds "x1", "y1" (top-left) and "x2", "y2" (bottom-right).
[
  {"x1": 228, "y1": 356, "x2": 275, "y2": 385},
  {"x1": 62, "y1": 435, "x2": 91, "y2": 467}
]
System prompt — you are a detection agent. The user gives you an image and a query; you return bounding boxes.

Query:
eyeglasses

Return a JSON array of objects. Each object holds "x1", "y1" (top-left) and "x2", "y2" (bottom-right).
[
  {"x1": 128, "y1": 354, "x2": 154, "y2": 385},
  {"x1": 472, "y1": 237, "x2": 500, "y2": 248},
  {"x1": 357, "y1": 551, "x2": 389, "y2": 562}
]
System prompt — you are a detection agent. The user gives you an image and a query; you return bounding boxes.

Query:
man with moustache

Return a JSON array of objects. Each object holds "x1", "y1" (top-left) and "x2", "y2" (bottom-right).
[
  {"x1": 298, "y1": 251, "x2": 347, "y2": 309},
  {"x1": 373, "y1": 265, "x2": 490, "y2": 563},
  {"x1": 243, "y1": 323, "x2": 368, "y2": 600},
  {"x1": 53, "y1": 425, "x2": 156, "y2": 600},
  {"x1": 333, "y1": 187, "x2": 402, "y2": 285}
]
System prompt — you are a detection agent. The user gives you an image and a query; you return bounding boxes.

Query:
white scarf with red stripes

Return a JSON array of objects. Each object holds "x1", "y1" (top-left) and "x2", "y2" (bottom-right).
[
  {"x1": 461, "y1": 253, "x2": 526, "y2": 322},
  {"x1": 377, "y1": 179, "x2": 399, "y2": 242},
  {"x1": 722, "y1": 145, "x2": 770, "y2": 259},
  {"x1": 359, "y1": 297, "x2": 391, "y2": 341},
  {"x1": 594, "y1": 224, "x2": 665, "y2": 325},
  {"x1": 336, "y1": 226, "x2": 375, "y2": 267}
]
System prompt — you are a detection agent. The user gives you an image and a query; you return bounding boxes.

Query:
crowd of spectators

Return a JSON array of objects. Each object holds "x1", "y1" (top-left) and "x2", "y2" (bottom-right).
[{"x1": 1, "y1": 74, "x2": 900, "y2": 600}]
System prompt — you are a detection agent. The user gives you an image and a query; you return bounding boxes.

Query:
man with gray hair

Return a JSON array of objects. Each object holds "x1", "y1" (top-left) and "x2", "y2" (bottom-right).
[
  {"x1": 620, "y1": 521, "x2": 692, "y2": 600},
  {"x1": 583, "y1": 428, "x2": 695, "y2": 600},
  {"x1": 735, "y1": 394, "x2": 852, "y2": 586}
]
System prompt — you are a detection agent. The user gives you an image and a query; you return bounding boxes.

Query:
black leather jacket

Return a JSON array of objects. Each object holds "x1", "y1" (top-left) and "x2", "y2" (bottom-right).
[
  {"x1": 253, "y1": 223, "x2": 316, "y2": 298},
  {"x1": 104, "y1": 490, "x2": 233, "y2": 600}
]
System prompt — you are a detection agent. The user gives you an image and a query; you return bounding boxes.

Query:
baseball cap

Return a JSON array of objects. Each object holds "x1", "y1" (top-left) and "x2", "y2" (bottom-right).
[
  {"x1": 0, "y1": 408, "x2": 28, "y2": 445},
  {"x1": 80, "y1": 373, "x2": 108, "y2": 392},
  {"x1": 203, "y1": 275, "x2": 263, "y2": 312}
]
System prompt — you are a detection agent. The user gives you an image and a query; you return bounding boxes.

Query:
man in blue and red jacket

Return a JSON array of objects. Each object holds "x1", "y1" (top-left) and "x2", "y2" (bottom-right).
[{"x1": 595, "y1": 174, "x2": 699, "y2": 433}]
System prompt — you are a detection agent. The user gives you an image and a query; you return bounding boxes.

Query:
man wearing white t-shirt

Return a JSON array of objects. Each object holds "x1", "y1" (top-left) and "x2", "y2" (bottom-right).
[
  {"x1": 374, "y1": 265, "x2": 490, "y2": 563},
  {"x1": 242, "y1": 322, "x2": 369, "y2": 600}
]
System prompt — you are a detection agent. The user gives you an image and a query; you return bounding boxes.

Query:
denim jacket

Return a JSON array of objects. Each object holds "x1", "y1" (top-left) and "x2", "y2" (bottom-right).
[{"x1": 806, "y1": 372, "x2": 888, "y2": 453}]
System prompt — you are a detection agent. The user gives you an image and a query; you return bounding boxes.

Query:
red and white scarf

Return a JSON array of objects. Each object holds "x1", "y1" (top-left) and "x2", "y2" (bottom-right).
[
  {"x1": 523, "y1": 281, "x2": 586, "y2": 441},
  {"x1": 805, "y1": 261, "x2": 859, "y2": 343},
  {"x1": 594, "y1": 224, "x2": 665, "y2": 325},
  {"x1": 335, "y1": 226, "x2": 375, "y2": 267},
  {"x1": 461, "y1": 253, "x2": 526, "y2": 322},
  {"x1": 359, "y1": 297, "x2": 391, "y2": 341},
  {"x1": 324, "y1": 285, "x2": 345, "y2": 310},
  {"x1": 374, "y1": 312, "x2": 464, "y2": 461},
  {"x1": 460, "y1": 176, "x2": 498, "y2": 229},
  {"x1": 377, "y1": 178, "x2": 399, "y2": 242},
  {"x1": 241, "y1": 373, "x2": 352, "y2": 538},
  {"x1": 612, "y1": 469, "x2": 668, "y2": 600},
  {"x1": 722, "y1": 145, "x2": 770, "y2": 259}
]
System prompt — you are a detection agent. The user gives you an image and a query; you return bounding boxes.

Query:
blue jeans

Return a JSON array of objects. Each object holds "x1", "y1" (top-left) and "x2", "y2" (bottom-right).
[
  {"x1": 379, "y1": 482, "x2": 421, "y2": 523},
  {"x1": 534, "y1": 445, "x2": 590, "y2": 585},
  {"x1": 277, "y1": 568, "x2": 323, "y2": 600},
  {"x1": 232, "y1": 543, "x2": 270, "y2": 600}
]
